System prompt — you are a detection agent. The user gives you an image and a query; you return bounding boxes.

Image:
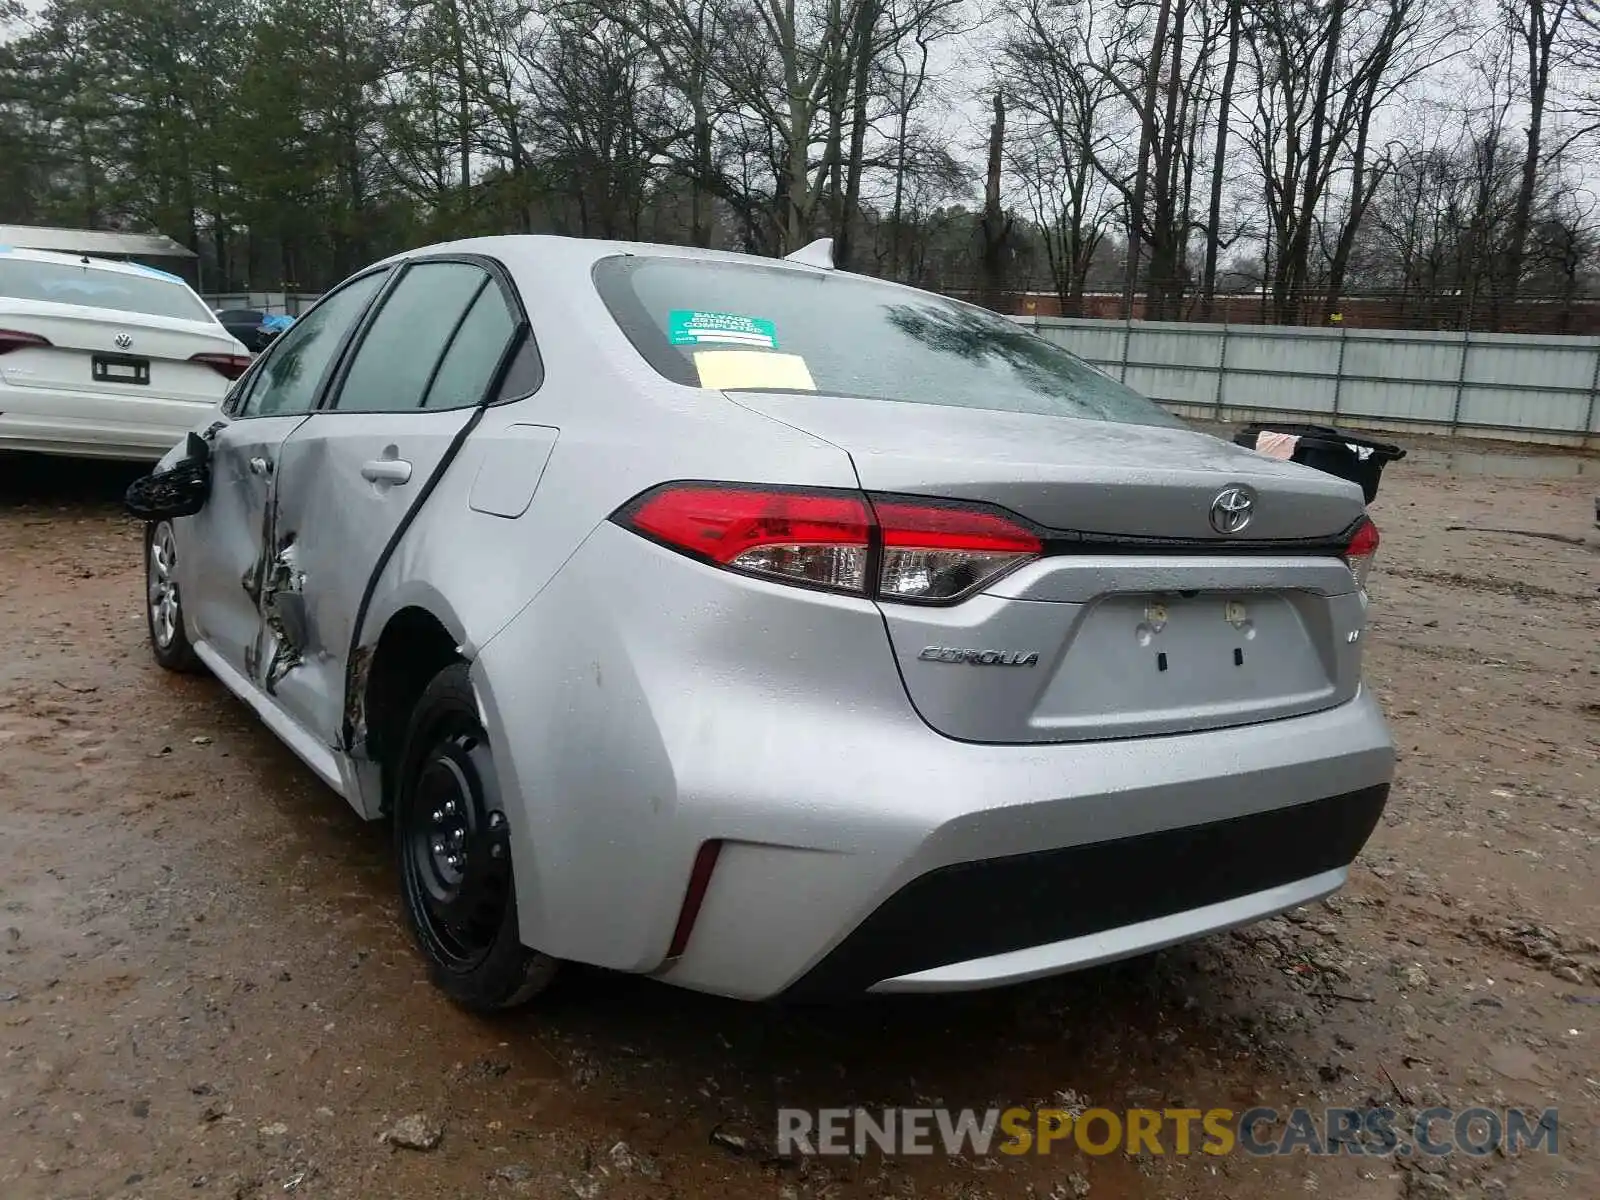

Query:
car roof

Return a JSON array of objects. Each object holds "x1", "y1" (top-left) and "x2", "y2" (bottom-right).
[
  {"x1": 376, "y1": 233, "x2": 834, "y2": 280},
  {"x1": 0, "y1": 244, "x2": 192, "y2": 286}
]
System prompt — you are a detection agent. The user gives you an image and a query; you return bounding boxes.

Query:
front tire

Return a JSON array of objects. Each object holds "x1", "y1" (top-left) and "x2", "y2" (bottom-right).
[
  {"x1": 145, "y1": 520, "x2": 200, "y2": 673},
  {"x1": 393, "y1": 662, "x2": 558, "y2": 1011}
]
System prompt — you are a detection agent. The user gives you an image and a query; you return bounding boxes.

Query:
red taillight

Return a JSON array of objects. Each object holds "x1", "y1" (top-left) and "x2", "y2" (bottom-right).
[
  {"x1": 873, "y1": 497, "x2": 1043, "y2": 602},
  {"x1": 623, "y1": 484, "x2": 872, "y2": 593},
  {"x1": 615, "y1": 483, "x2": 1043, "y2": 603},
  {"x1": 1343, "y1": 516, "x2": 1380, "y2": 589},
  {"x1": 189, "y1": 351, "x2": 252, "y2": 380},
  {"x1": 666, "y1": 840, "x2": 722, "y2": 959},
  {"x1": 0, "y1": 329, "x2": 51, "y2": 355}
]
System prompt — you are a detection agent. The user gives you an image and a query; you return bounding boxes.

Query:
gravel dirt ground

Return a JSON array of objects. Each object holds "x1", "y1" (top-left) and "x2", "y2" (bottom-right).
[{"x1": 0, "y1": 439, "x2": 1596, "y2": 1200}]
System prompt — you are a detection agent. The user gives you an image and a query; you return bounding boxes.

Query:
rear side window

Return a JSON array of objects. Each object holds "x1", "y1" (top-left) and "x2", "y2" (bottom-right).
[
  {"x1": 0, "y1": 257, "x2": 212, "y2": 321},
  {"x1": 423, "y1": 283, "x2": 518, "y2": 409},
  {"x1": 331, "y1": 262, "x2": 488, "y2": 412},
  {"x1": 592, "y1": 256, "x2": 1181, "y2": 428}
]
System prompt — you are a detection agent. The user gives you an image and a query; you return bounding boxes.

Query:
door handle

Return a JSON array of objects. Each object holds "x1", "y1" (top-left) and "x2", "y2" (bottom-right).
[
  {"x1": 360, "y1": 458, "x2": 413, "y2": 485},
  {"x1": 248, "y1": 456, "x2": 271, "y2": 476}
]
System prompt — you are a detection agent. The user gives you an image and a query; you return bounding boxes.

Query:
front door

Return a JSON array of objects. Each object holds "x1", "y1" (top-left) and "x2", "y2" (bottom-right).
[
  {"x1": 181, "y1": 268, "x2": 390, "y2": 677},
  {"x1": 182, "y1": 413, "x2": 306, "y2": 675},
  {"x1": 262, "y1": 258, "x2": 523, "y2": 748}
]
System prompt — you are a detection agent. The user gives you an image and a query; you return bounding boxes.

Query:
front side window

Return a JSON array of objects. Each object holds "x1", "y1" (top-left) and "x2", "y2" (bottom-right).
[
  {"x1": 0, "y1": 257, "x2": 213, "y2": 321},
  {"x1": 238, "y1": 270, "x2": 387, "y2": 418},
  {"x1": 331, "y1": 262, "x2": 489, "y2": 412},
  {"x1": 592, "y1": 256, "x2": 1181, "y2": 428}
]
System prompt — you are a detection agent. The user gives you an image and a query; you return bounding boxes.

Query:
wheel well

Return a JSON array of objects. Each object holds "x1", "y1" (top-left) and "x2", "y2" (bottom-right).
[{"x1": 363, "y1": 607, "x2": 463, "y2": 814}]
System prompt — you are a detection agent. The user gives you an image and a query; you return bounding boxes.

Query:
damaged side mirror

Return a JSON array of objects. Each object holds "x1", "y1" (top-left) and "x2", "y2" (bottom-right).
[{"x1": 124, "y1": 431, "x2": 213, "y2": 520}]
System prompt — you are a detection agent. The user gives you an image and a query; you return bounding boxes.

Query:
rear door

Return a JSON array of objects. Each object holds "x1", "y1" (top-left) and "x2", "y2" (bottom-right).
[
  {"x1": 263, "y1": 257, "x2": 524, "y2": 746},
  {"x1": 181, "y1": 270, "x2": 390, "y2": 678}
]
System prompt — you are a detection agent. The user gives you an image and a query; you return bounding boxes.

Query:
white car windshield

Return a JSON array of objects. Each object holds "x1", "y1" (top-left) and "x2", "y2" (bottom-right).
[
  {"x1": 0, "y1": 258, "x2": 212, "y2": 321},
  {"x1": 593, "y1": 254, "x2": 1182, "y2": 428}
]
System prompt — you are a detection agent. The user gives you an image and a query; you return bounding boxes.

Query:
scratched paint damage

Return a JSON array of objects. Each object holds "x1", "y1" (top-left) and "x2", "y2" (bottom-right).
[
  {"x1": 343, "y1": 643, "x2": 374, "y2": 752},
  {"x1": 238, "y1": 460, "x2": 312, "y2": 693}
]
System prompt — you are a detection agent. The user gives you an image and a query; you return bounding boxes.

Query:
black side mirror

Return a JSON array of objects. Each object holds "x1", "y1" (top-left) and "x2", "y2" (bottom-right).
[{"x1": 124, "y1": 432, "x2": 214, "y2": 520}]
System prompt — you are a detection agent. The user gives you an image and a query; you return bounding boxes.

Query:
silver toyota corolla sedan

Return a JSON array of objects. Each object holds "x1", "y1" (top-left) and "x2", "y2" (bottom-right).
[{"x1": 133, "y1": 235, "x2": 1394, "y2": 1011}]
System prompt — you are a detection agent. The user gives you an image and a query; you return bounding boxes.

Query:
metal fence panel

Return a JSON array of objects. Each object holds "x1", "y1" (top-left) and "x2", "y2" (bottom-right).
[
  {"x1": 1225, "y1": 367, "x2": 1339, "y2": 416},
  {"x1": 1030, "y1": 321, "x2": 1124, "y2": 364},
  {"x1": 202, "y1": 291, "x2": 322, "y2": 316},
  {"x1": 1017, "y1": 315, "x2": 1600, "y2": 446},
  {"x1": 1131, "y1": 326, "x2": 1218, "y2": 368}
]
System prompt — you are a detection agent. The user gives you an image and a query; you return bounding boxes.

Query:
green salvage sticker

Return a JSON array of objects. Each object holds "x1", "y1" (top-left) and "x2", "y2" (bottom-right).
[{"x1": 668, "y1": 310, "x2": 777, "y2": 349}]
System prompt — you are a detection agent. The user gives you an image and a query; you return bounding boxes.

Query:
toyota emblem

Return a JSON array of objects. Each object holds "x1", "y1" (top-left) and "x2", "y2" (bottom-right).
[
  {"x1": 1209, "y1": 486, "x2": 1255, "y2": 535},
  {"x1": 114, "y1": 333, "x2": 133, "y2": 349}
]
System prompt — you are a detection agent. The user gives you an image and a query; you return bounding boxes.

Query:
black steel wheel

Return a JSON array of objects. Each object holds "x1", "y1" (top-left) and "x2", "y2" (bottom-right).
[{"x1": 394, "y1": 662, "x2": 557, "y2": 1010}]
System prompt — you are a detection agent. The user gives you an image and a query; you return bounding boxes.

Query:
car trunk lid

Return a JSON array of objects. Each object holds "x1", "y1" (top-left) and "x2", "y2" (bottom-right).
[
  {"x1": 727, "y1": 391, "x2": 1372, "y2": 743},
  {"x1": 0, "y1": 300, "x2": 243, "y2": 402}
]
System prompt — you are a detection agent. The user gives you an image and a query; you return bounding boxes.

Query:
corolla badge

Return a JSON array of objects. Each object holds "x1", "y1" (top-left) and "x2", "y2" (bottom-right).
[
  {"x1": 919, "y1": 647, "x2": 1040, "y2": 667},
  {"x1": 1209, "y1": 486, "x2": 1255, "y2": 535}
]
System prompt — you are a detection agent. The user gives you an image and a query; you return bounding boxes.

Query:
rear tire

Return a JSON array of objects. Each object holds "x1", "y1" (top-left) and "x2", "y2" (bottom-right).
[
  {"x1": 144, "y1": 520, "x2": 200, "y2": 673},
  {"x1": 393, "y1": 662, "x2": 558, "y2": 1011}
]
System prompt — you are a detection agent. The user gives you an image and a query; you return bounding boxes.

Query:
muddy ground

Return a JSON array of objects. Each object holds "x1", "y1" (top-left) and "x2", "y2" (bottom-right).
[{"x1": 0, "y1": 440, "x2": 1596, "y2": 1200}]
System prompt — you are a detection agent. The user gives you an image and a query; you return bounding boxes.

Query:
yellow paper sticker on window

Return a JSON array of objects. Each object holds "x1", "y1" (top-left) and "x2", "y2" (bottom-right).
[{"x1": 692, "y1": 349, "x2": 815, "y2": 391}]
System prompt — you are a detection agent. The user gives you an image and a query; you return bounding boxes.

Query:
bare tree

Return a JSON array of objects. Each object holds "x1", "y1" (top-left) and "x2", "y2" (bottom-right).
[
  {"x1": 978, "y1": 90, "x2": 1014, "y2": 307},
  {"x1": 1121, "y1": 0, "x2": 1173, "y2": 318},
  {"x1": 1497, "y1": 0, "x2": 1576, "y2": 314},
  {"x1": 996, "y1": 0, "x2": 1122, "y2": 314},
  {"x1": 1244, "y1": 0, "x2": 1454, "y2": 324},
  {"x1": 1200, "y1": 0, "x2": 1241, "y2": 316}
]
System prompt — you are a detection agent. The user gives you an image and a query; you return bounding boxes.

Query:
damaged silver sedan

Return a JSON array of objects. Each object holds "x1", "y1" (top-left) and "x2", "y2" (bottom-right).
[{"x1": 132, "y1": 235, "x2": 1394, "y2": 1010}]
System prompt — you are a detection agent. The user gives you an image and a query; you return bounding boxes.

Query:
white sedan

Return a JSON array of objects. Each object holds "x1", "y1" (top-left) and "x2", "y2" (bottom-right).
[{"x1": 0, "y1": 246, "x2": 251, "y2": 461}]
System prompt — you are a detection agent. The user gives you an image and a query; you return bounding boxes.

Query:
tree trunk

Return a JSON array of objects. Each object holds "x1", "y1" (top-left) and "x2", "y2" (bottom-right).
[
  {"x1": 1502, "y1": 0, "x2": 1561, "y2": 325},
  {"x1": 979, "y1": 91, "x2": 1011, "y2": 311},
  {"x1": 784, "y1": 106, "x2": 811, "y2": 250},
  {"x1": 821, "y1": 77, "x2": 846, "y2": 244},
  {"x1": 889, "y1": 104, "x2": 909, "y2": 278},
  {"x1": 1148, "y1": 0, "x2": 1187, "y2": 321},
  {"x1": 1120, "y1": 0, "x2": 1174, "y2": 320},
  {"x1": 1322, "y1": 68, "x2": 1387, "y2": 323},
  {"x1": 1281, "y1": 0, "x2": 1346, "y2": 323},
  {"x1": 75, "y1": 115, "x2": 98, "y2": 227},
  {"x1": 887, "y1": 35, "x2": 931, "y2": 280},
  {"x1": 835, "y1": 0, "x2": 878, "y2": 271},
  {"x1": 1201, "y1": 0, "x2": 1241, "y2": 318}
]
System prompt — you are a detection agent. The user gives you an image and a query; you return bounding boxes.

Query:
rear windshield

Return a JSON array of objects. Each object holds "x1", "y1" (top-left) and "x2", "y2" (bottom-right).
[
  {"x1": 592, "y1": 255, "x2": 1181, "y2": 427},
  {"x1": 0, "y1": 258, "x2": 212, "y2": 321}
]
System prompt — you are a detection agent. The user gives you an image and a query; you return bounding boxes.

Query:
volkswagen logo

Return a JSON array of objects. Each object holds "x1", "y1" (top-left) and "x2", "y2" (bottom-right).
[
  {"x1": 1209, "y1": 486, "x2": 1255, "y2": 535},
  {"x1": 113, "y1": 333, "x2": 133, "y2": 349}
]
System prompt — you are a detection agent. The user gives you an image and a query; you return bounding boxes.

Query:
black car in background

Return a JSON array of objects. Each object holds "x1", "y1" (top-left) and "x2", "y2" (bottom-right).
[{"x1": 213, "y1": 308, "x2": 293, "y2": 353}]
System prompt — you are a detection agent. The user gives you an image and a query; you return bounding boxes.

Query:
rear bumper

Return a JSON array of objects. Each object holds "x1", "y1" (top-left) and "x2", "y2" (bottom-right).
[
  {"x1": 0, "y1": 430, "x2": 172, "y2": 461},
  {"x1": 475, "y1": 523, "x2": 1397, "y2": 1002},
  {"x1": 783, "y1": 784, "x2": 1387, "y2": 999},
  {"x1": 0, "y1": 385, "x2": 216, "y2": 461}
]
